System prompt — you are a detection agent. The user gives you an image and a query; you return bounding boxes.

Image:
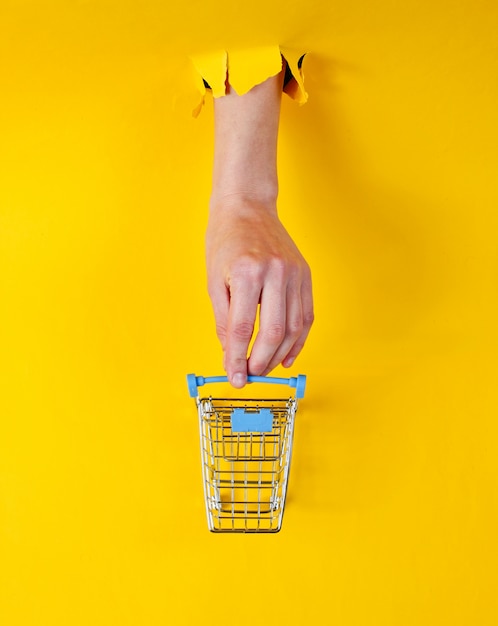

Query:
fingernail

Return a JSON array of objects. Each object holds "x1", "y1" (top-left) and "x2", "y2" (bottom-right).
[
  {"x1": 232, "y1": 372, "x2": 246, "y2": 388},
  {"x1": 283, "y1": 357, "x2": 295, "y2": 368}
]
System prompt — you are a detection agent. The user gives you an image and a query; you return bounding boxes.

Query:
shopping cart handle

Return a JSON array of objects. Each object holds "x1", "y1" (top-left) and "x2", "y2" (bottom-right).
[{"x1": 186, "y1": 373, "x2": 306, "y2": 399}]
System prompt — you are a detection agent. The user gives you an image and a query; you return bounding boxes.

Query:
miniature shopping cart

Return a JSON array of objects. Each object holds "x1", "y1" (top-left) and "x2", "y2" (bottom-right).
[{"x1": 187, "y1": 374, "x2": 306, "y2": 533}]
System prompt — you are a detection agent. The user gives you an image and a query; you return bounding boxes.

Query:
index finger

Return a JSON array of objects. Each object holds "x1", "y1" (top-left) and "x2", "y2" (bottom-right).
[{"x1": 225, "y1": 278, "x2": 262, "y2": 388}]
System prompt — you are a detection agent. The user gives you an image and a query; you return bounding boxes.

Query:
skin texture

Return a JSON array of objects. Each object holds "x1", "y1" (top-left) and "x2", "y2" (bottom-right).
[{"x1": 205, "y1": 65, "x2": 313, "y2": 388}]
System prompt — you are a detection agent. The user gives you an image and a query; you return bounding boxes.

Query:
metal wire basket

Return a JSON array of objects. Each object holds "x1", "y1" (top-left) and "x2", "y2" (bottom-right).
[{"x1": 187, "y1": 374, "x2": 306, "y2": 533}]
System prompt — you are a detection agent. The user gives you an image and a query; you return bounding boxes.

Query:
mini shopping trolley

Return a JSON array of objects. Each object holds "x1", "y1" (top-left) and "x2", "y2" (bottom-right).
[{"x1": 187, "y1": 374, "x2": 306, "y2": 533}]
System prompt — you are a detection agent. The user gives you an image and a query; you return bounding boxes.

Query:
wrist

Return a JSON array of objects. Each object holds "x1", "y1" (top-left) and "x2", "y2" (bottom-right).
[
  {"x1": 209, "y1": 191, "x2": 279, "y2": 219},
  {"x1": 210, "y1": 182, "x2": 278, "y2": 210},
  {"x1": 210, "y1": 146, "x2": 279, "y2": 207}
]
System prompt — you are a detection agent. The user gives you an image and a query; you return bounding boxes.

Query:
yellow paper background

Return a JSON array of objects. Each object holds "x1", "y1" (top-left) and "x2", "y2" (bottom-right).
[{"x1": 1, "y1": 1, "x2": 498, "y2": 624}]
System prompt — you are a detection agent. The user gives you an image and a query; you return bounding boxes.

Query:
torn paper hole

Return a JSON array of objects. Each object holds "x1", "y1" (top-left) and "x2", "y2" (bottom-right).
[{"x1": 189, "y1": 45, "x2": 308, "y2": 117}]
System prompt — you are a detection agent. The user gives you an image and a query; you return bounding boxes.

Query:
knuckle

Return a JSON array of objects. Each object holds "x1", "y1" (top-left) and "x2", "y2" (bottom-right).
[
  {"x1": 230, "y1": 355, "x2": 248, "y2": 369},
  {"x1": 303, "y1": 310, "x2": 315, "y2": 329},
  {"x1": 230, "y1": 256, "x2": 264, "y2": 282},
  {"x1": 215, "y1": 323, "x2": 227, "y2": 342},
  {"x1": 264, "y1": 323, "x2": 285, "y2": 344},
  {"x1": 268, "y1": 256, "x2": 288, "y2": 279},
  {"x1": 288, "y1": 317, "x2": 304, "y2": 338},
  {"x1": 248, "y1": 361, "x2": 266, "y2": 376},
  {"x1": 231, "y1": 321, "x2": 254, "y2": 342}
]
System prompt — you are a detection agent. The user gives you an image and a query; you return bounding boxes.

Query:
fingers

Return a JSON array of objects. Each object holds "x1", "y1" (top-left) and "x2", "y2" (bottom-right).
[
  {"x1": 248, "y1": 263, "x2": 313, "y2": 377},
  {"x1": 206, "y1": 206, "x2": 313, "y2": 388},
  {"x1": 224, "y1": 274, "x2": 261, "y2": 388},
  {"x1": 207, "y1": 281, "x2": 230, "y2": 353},
  {"x1": 211, "y1": 263, "x2": 313, "y2": 386},
  {"x1": 282, "y1": 270, "x2": 314, "y2": 368},
  {"x1": 258, "y1": 282, "x2": 304, "y2": 375},
  {"x1": 247, "y1": 267, "x2": 291, "y2": 376}
]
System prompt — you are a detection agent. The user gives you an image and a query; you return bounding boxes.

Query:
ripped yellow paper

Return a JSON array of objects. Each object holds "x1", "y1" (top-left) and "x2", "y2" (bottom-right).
[
  {"x1": 190, "y1": 45, "x2": 308, "y2": 117},
  {"x1": 280, "y1": 45, "x2": 308, "y2": 105},
  {"x1": 226, "y1": 46, "x2": 282, "y2": 95},
  {"x1": 190, "y1": 49, "x2": 228, "y2": 100}
]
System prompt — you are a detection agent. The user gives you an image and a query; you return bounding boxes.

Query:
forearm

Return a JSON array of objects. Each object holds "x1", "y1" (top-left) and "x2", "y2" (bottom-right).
[{"x1": 210, "y1": 67, "x2": 284, "y2": 209}]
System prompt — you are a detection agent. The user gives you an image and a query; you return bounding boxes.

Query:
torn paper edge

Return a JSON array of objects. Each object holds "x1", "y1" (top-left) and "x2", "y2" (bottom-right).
[{"x1": 189, "y1": 45, "x2": 308, "y2": 117}]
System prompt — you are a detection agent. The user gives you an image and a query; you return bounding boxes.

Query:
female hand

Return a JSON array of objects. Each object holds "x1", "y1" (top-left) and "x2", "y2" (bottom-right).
[{"x1": 206, "y1": 196, "x2": 313, "y2": 388}]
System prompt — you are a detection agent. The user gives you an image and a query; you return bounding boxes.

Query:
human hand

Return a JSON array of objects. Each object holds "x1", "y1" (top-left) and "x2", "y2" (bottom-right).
[{"x1": 205, "y1": 196, "x2": 313, "y2": 388}]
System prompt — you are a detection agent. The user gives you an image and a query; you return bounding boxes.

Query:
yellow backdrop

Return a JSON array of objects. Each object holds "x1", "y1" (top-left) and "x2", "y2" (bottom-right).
[{"x1": 1, "y1": 1, "x2": 497, "y2": 624}]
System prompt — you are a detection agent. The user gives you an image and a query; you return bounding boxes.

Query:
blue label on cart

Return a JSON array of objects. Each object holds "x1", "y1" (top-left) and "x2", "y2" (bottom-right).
[{"x1": 231, "y1": 408, "x2": 273, "y2": 433}]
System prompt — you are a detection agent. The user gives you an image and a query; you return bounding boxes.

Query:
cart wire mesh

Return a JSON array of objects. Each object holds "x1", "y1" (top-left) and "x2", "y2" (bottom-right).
[
  {"x1": 198, "y1": 397, "x2": 297, "y2": 532},
  {"x1": 187, "y1": 374, "x2": 306, "y2": 533}
]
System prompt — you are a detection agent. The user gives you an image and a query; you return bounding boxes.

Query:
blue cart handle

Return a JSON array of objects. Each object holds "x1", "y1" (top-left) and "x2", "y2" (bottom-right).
[{"x1": 186, "y1": 374, "x2": 306, "y2": 399}]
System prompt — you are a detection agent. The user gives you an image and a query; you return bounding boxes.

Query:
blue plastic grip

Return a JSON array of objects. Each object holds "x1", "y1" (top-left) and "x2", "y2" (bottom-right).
[
  {"x1": 231, "y1": 407, "x2": 274, "y2": 433},
  {"x1": 186, "y1": 373, "x2": 306, "y2": 399}
]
